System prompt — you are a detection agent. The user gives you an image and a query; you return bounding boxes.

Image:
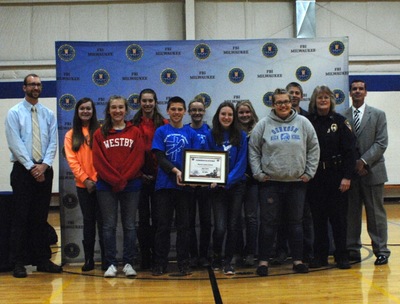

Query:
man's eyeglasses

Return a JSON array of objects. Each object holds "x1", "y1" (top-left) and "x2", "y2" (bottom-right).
[
  {"x1": 274, "y1": 100, "x2": 291, "y2": 106},
  {"x1": 189, "y1": 109, "x2": 205, "y2": 113},
  {"x1": 26, "y1": 83, "x2": 42, "y2": 88}
]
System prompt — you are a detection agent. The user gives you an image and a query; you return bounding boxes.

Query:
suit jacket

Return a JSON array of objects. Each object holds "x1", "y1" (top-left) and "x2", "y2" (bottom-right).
[{"x1": 344, "y1": 104, "x2": 388, "y2": 185}]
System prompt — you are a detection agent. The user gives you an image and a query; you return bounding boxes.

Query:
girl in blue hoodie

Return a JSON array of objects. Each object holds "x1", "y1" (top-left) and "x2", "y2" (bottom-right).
[{"x1": 206, "y1": 101, "x2": 247, "y2": 275}]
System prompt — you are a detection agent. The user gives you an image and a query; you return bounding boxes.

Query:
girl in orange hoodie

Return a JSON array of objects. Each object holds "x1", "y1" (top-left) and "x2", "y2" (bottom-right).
[{"x1": 64, "y1": 97, "x2": 103, "y2": 271}]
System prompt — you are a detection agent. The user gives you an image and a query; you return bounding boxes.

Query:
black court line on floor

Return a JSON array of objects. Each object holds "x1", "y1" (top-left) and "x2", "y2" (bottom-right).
[
  {"x1": 208, "y1": 266, "x2": 223, "y2": 304},
  {"x1": 60, "y1": 245, "x2": 375, "y2": 281}
]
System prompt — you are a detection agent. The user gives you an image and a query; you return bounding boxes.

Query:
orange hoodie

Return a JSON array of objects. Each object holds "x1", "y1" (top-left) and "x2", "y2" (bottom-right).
[{"x1": 64, "y1": 126, "x2": 97, "y2": 188}]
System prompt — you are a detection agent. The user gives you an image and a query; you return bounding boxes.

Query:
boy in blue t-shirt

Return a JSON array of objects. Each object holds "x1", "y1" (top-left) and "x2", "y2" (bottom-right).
[{"x1": 151, "y1": 96, "x2": 200, "y2": 276}]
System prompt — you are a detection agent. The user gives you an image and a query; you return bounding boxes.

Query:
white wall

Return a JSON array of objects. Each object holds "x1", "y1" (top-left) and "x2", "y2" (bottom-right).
[{"x1": 2, "y1": 1, "x2": 400, "y2": 74}]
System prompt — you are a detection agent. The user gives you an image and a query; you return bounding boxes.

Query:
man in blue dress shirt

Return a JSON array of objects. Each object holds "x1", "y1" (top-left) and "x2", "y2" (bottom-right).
[{"x1": 5, "y1": 73, "x2": 62, "y2": 278}]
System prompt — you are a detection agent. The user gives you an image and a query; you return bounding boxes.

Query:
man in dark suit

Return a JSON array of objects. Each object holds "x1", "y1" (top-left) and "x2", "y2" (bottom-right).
[{"x1": 344, "y1": 80, "x2": 390, "y2": 266}]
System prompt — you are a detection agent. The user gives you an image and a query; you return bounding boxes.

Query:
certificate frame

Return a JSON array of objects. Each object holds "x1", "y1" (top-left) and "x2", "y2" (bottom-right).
[{"x1": 182, "y1": 149, "x2": 229, "y2": 185}]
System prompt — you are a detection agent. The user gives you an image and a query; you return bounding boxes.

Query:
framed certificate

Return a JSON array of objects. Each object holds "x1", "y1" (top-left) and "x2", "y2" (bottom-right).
[{"x1": 182, "y1": 149, "x2": 228, "y2": 185}]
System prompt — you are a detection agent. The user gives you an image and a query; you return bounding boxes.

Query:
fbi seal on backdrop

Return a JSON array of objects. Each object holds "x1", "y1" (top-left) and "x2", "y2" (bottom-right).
[
  {"x1": 333, "y1": 89, "x2": 346, "y2": 105},
  {"x1": 263, "y1": 92, "x2": 274, "y2": 108},
  {"x1": 62, "y1": 193, "x2": 79, "y2": 209},
  {"x1": 58, "y1": 44, "x2": 76, "y2": 62},
  {"x1": 262, "y1": 42, "x2": 278, "y2": 58},
  {"x1": 161, "y1": 68, "x2": 177, "y2": 85},
  {"x1": 195, "y1": 93, "x2": 212, "y2": 109},
  {"x1": 329, "y1": 41, "x2": 345, "y2": 56},
  {"x1": 126, "y1": 44, "x2": 144, "y2": 61},
  {"x1": 128, "y1": 93, "x2": 141, "y2": 111},
  {"x1": 59, "y1": 94, "x2": 76, "y2": 111},
  {"x1": 92, "y1": 69, "x2": 110, "y2": 86},
  {"x1": 296, "y1": 66, "x2": 312, "y2": 82},
  {"x1": 64, "y1": 243, "x2": 80, "y2": 259},
  {"x1": 229, "y1": 68, "x2": 245, "y2": 84},
  {"x1": 194, "y1": 43, "x2": 211, "y2": 60}
]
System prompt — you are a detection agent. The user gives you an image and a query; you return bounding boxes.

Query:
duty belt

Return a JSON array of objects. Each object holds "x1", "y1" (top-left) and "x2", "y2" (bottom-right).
[{"x1": 318, "y1": 160, "x2": 338, "y2": 170}]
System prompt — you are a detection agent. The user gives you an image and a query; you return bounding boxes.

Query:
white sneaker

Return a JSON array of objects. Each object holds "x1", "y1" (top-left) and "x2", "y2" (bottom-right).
[
  {"x1": 104, "y1": 265, "x2": 117, "y2": 278},
  {"x1": 123, "y1": 263, "x2": 137, "y2": 277}
]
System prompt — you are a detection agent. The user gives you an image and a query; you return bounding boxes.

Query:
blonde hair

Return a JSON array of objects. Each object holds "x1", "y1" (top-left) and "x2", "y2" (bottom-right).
[
  {"x1": 235, "y1": 100, "x2": 259, "y2": 133},
  {"x1": 308, "y1": 85, "x2": 336, "y2": 114}
]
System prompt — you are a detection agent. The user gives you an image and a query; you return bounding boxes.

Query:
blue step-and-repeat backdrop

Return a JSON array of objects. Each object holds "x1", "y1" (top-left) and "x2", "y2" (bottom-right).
[{"x1": 56, "y1": 38, "x2": 349, "y2": 263}]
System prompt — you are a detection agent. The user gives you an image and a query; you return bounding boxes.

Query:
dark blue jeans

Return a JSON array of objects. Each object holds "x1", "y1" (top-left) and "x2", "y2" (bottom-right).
[
  {"x1": 274, "y1": 199, "x2": 314, "y2": 261},
  {"x1": 258, "y1": 181, "x2": 307, "y2": 262},
  {"x1": 153, "y1": 189, "x2": 190, "y2": 267},
  {"x1": 76, "y1": 187, "x2": 103, "y2": 250},
  {"x1": 211, "y1": 182, "x2": 246, "y2": 263},
  {"x1": 188, "y1": 186, "x2": 212, "y2": 259},
  {"x1": 97, "y1": 190, "x2": 139, "y2": 267}
]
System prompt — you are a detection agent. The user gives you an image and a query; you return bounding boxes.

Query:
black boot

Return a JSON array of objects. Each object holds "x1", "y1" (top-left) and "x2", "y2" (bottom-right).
[
  {"x1": 81, "y1": 240, "x2": 95, "y2": 271},
  {"x1": 82, "y1": 258, "x2": 94, "y2": 271}
]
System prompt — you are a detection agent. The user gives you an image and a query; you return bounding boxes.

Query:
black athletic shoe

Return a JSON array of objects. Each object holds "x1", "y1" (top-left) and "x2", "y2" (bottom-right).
[
  {"x1": 293, "y1": 263, "x2": 309, "y2": 273},
  {"x1": 13, "y1": 264, "x2": 27, "y2": 278},
  {"x1": 211, "y1": 257, "x2": 222, "y2": 271},
  {"x1": 256, "y1": 265, "x2": 268, "y2": 277},
  {"x1": 152, "y1": 265, "x2": 167, "y2": 276},
  {"x1": 337, "y1": 259, "x2": 351, "y2": 269}
]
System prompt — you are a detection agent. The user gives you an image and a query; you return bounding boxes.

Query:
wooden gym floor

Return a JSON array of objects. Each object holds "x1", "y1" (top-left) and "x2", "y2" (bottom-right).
[{"x1": 0, "y1": 203, "x2": 399, "y2": 304}]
